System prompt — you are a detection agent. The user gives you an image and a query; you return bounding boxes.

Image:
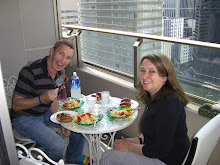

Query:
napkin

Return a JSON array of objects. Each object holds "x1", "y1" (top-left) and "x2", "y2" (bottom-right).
[{"x1": 212, "y1": 104, "x2": 220, "y2": 111}]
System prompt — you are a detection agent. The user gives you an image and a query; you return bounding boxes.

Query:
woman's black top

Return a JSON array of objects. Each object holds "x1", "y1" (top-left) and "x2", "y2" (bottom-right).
[{"x1": 140, "y1": 94, "x2": 190, "y2": 165}]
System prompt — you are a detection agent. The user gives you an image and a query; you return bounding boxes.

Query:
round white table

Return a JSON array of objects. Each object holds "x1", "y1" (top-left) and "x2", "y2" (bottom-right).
[{"x1": 52, "y1": 96, "x2": 139, "y2": 165}]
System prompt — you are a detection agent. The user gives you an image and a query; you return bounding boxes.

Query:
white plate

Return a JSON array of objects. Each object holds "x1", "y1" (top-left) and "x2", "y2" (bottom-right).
[
  {"x1": 110, "y1": 97, "x2": 139, "y2": 109},
  {"x1": 50, "y1": 111, "x2": 77, "y2": 124}
]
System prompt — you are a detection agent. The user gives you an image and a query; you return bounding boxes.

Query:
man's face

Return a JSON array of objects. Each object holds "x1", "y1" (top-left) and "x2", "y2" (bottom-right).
[{"x1": 50, "y1": 44, "x2": 74, "y2": 71}]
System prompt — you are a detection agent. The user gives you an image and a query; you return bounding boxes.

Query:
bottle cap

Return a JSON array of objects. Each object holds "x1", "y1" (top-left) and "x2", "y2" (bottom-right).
[{"x1": 73, "y1": 72, "x2": 77, "y2": 76}]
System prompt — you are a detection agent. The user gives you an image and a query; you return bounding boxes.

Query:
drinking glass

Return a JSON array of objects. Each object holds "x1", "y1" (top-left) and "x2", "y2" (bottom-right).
[
  {"x1": 57, "y1": 83, "x2": 67, "y2": 103},
  {"x1": 101, "y1": 91, "x2": 110, "y2": 107},
  {"x1": 91, "y1": 103, "x2": 102, "y2": 115},
  {"x1": 86, "y1": 96, "x2": 97, "y2": 111}
]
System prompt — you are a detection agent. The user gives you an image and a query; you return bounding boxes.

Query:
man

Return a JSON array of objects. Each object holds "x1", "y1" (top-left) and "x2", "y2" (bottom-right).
[{"x1": 11, "y1": 39, "x2": 85, "y2": 164}]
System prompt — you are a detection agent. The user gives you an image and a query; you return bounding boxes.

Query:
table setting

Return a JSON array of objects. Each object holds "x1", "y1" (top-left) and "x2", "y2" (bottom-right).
[{"x1": 50, "y1": 91, "x2": 140, "y2": 165}]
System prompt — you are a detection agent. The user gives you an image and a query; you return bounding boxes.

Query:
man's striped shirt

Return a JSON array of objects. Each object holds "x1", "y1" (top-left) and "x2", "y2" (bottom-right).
[{"x1": 11, "y1": 56, "x2": 65, "y2": 119}]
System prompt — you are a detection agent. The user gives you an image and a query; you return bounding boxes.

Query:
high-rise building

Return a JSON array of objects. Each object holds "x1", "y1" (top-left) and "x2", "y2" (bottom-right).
[
  {"x1": 60, "y1": 0, "x2": 80, "y2": 36},
  {"x1": 162, "y1": 0, "x2": 195, "y2": 64},
  {"x1": 79, "y1": 0, "x2": 163, "y2": 75},
  {"x1": 163, "y1": 0, "x2": 196, "y2": 18},
  {"x1": 194, "y1": 0, "x2": 220, "y2": 43},
  {"x1": 193, "y1": 0, "x2": 220, "y2": 78}
]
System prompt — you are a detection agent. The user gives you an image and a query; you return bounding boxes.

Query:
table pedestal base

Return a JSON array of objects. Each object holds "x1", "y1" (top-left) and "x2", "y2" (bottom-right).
[{"x1": 82, "y1": 132, "x2": 116, "y2": 165}]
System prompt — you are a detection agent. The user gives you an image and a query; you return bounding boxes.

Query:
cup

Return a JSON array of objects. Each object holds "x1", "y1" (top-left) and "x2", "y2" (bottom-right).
[
  {"x1": 57, "y1": 83, "x2": 67, "y2": 103},
  {"x1": 101, "y1": 91, "x2": 110, "y2": 107},
  {"x1": 91, "y1": 103, "x2": 102, "y2": 115},
  {"x1": 86, "y1": 96, "x2": 97, "y2": 110}
]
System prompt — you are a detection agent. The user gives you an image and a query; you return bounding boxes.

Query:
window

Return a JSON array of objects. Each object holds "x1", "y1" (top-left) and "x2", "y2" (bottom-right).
[{"x1": 60, "y1": 0, "x2": 220, "y2": 103}]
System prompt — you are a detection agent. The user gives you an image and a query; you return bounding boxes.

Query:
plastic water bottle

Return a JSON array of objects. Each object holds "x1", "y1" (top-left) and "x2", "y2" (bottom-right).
[{"x1": 70, "y1": 72, "x2": 81, "y2": 99}]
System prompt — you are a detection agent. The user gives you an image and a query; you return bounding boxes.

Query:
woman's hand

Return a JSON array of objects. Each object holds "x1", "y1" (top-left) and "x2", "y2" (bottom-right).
[
  {"x1": 61, "y1": 127, "x2": 71, "y2": 138},
  {"x1": 113, "y1": 136, "x2": 130, "y2": 151},
  {"x1": 113, "y1": 135, "x2": 144, "y2": 155}
]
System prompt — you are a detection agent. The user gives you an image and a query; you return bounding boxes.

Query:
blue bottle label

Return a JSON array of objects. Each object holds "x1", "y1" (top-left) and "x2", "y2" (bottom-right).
[{"x1": 70, "y1": 78, "x2": 80, "y2": 89}]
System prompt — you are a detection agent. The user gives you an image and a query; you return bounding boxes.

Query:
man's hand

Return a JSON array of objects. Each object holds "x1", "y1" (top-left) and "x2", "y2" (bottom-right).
[
  {"x1": 40, "y1": 88, "x2": 59, "y2": 103},
  {"x1": 61, "y1": 127, "x2": 71, "y2": 138}
]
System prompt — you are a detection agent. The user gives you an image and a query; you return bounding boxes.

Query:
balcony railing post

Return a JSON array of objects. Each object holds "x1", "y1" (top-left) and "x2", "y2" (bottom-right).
[
  {"x1": 133, "y1": 38, "x2": 143, "y2": 88},
  {"x1": 64, "y1": 29, "x2": 82, "y2": 67},
  {"x1": 74, "y1": 29, "x2": 82, "y2": 67}
]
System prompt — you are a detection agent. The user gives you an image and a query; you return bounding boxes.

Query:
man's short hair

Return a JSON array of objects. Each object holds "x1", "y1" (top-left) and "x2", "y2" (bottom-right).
[{"x1": 53, "y1": 39, "x2": 74, "y2": 51}]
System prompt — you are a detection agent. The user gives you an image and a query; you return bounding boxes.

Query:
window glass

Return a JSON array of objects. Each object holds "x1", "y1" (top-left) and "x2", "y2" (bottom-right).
[{"x1": 60, "y1": 0, "x2": 220, "y2": 103}]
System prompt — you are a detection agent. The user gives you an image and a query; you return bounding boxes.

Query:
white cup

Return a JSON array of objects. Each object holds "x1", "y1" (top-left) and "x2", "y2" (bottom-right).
[
  {"x1": 101, "y1": 91, "x2": 110, "y2": 107},
  {"x1": 86, "y1": 96, "x2": 97, "y2": 109},
  {"x1": 91, "y1": 103, "x2": 102, "y2": 115}
]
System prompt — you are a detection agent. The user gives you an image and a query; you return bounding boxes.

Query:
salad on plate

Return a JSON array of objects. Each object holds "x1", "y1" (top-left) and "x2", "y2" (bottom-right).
[
  {"x1": 73, "y1": 112, "x2": 103, "y2": 126},
  {"x1": 107, "y1": 106, "x2": 134, "y2": 118},
  {"x1": 60, "y1": 97, "x2": 84, "y2": 110}
]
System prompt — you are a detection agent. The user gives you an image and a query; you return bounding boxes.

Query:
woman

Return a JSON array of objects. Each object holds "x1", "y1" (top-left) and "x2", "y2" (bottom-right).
[{"x1": 100, "y1": 53, "x2": 190, "y2": 165}]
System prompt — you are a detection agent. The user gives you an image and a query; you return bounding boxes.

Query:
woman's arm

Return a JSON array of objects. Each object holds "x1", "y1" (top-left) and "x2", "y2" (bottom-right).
[{"x1": 114, "y1": 135, "x2": 144, "y2": 155}]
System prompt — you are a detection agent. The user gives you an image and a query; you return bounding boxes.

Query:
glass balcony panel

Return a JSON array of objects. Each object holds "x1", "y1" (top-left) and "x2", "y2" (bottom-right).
[
  {"x1": 81, "y1": 32, "x2": 219, "y2": 102},
  {"x1": 81, "y1": 31, "x2": 136, "y2": 75}
]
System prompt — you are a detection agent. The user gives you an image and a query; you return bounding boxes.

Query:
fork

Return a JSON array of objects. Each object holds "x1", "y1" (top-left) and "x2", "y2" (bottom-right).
[{"x1": 119, "y1": 107, "x2": 141, "y2": 111}]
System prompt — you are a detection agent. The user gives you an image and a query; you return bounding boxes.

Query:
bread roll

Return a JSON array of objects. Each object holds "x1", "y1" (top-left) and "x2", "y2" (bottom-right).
[
  {"x1": 121, "y1": 97, "x2": 131, "y2": 103},
  {"x1": 57, "y1": 113, "x2": 73, "y2": 123},
  {"x1": 120, "y1": 102, "x2": 131, "y2": 108}
]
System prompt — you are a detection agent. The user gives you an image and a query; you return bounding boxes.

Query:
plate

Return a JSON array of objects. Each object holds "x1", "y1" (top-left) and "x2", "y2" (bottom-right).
[
  {"x1": 73, "y1": 113, "x2": 103, "y2": 126},
  {"x1": 59, "y1": 97, "x2": 84, "y2": 110},
  {"x1": 50, "y1": 111, "x2": 77, "y2": 124},
  {"x1": 110, "y1": 97, "x2": 139, "y2": 109},
  {"x1": 107, "y1": 106, "x2": 134, "y2": 118}
]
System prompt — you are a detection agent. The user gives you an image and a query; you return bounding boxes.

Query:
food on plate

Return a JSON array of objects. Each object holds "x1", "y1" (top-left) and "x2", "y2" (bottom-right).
[
  {"x1": 74, "y1": 112, "x2": 100, "y2": 125},
  {"x1": 62, "y1": 98, "x2": 81, "y2": 109},
  {"x1": 91, "y1": 94, "x2": 96, "y2": 98},
  {"x1": 96, "y1": 92, "x2": 102, "y2": 101},
  {"x1": 120, "y1": 101, "x2": 131, "y2": 108},
  {"x1": 91, "y1": 92, "x2": 102, "y2": 102},
  {"x1": 119, "y1": 97, "x2": 131, "y2": 108},
  {"x1": 108, "y1": 108, "x2": 133, "y2": 118},
  {"x1": 57, "y1": 113, "x2": 73, "y2": 123},
  {"x1": 121, "y1": 97, "x2": 131, "y2": 103}
]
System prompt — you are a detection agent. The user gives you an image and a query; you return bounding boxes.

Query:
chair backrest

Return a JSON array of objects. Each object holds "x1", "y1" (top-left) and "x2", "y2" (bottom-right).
[
  {"x1": 183, "y1": 114, "x2": 220, "y2": 165},
  {"x1": 3, "y1": 76, "x2": 17, "y2": 109},
  {"x1": 16, "y1": 143, "x2": 65, "y2": 165}
]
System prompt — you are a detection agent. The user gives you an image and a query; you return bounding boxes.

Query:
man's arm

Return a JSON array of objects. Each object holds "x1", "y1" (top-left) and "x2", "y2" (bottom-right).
[
  {"x1": 50, "y1": 98, "x2": 60, "y2": 114},
  {"x1": 12, "y1": 88, "x2": 59, "y2": 111}
]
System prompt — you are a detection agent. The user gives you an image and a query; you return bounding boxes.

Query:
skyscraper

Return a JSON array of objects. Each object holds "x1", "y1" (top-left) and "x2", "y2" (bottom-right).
[
  {"x1": 162, "y1": 0, "x2": 195, "y2": 64},
  {"x1": 193, "y1": 0, "x2": 220, "y2": 78},
  {"x1": 194, "y1": 0, "x2": 220, "y2": 43},
  {"x1": 79, "y1": 0, "x2": 163, "y2": 75},
  {"x1": 60, "y1": 0, "x2": 80, "y2": 36}
]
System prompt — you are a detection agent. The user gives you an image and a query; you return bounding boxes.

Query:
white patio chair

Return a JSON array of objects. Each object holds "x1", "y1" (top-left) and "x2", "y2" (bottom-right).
[
  {"x1": 16, "y1": 143, "x2": 66, "y2": 165},
  {"x1": 182, "y1": 114, "x2": 220, "y2": 165},
  {"x1": 4, "y1": 76, "x2": 37, "y2": 147}
]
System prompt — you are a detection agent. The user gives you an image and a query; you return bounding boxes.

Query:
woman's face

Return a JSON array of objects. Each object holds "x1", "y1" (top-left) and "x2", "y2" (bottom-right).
[{"x1": 140, "y1": 59, "x2": 167, "y2": 96}]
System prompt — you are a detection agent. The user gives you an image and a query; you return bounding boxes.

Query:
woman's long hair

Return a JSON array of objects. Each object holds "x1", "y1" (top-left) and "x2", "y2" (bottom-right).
[{"x1": 137, "y1": 53, "x2": 189, "y2": 106}]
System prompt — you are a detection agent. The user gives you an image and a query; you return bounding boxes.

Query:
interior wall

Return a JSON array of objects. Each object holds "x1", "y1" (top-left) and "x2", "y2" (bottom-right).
[
  {"x1": 0, "y1": 0, "x2": 26, "y2": 80},
  {"x1": 0, "y1": 0, "x2": 57, "y2": 81}
]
